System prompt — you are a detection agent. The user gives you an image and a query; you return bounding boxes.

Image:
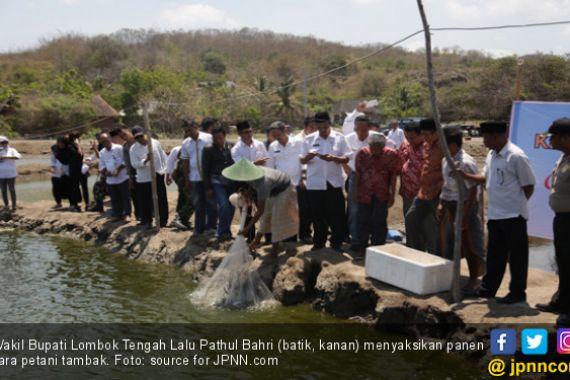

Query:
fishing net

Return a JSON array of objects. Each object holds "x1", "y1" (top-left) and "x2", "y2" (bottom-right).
[{"x1": 190, "y1": 197, "x2": 277, "y2": 310}]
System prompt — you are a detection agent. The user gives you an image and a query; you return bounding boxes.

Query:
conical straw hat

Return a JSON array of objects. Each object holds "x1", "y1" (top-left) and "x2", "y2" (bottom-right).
[{"x1": 222, "y1": 158, "x2": 264, "y2": 182}]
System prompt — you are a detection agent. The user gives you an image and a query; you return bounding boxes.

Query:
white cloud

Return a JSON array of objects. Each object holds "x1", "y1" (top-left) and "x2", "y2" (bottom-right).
[
  {"x1": 441, "y1": 0, "x2": 570, "y2": 20},
  {"x1": 159, "y1": 4, "x2": 239, "y2": 29},
  {"x1": 60, "y1": 0, "x2": 79, "y2": 4},
  {"x1": 350, "y1": 0, "x2": 385, "y2": 4}
]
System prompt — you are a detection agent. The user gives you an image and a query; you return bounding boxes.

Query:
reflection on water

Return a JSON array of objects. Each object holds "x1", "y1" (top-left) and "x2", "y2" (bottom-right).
[{"x1": 0, "y1": 231, "x2": 338, "y2": 324}]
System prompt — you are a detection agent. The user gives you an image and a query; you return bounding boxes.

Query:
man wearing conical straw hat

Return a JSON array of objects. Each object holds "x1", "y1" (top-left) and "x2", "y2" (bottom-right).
[{"x1": 222, "y1": 158, "x2": 299, "y2": 258}]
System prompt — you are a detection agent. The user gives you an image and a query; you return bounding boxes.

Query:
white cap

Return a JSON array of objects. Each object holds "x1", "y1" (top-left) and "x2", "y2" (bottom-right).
[{"x1": 0, "y1": 136, "x2": 8, "y2": 143}]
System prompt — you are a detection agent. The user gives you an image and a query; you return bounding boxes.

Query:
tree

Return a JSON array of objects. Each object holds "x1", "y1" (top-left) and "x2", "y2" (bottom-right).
[
  {"x1": 200, "y1": 50, "x2": 226, "y2": 75},
  {"x1": 271, "y1": 76, "x2": 302, "y2": 124}
]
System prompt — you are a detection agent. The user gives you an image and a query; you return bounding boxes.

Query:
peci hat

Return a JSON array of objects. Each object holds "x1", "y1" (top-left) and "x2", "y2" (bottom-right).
[
  {"x1": 268, "y1": 120, "x2": 286, "y2": 131},
  {"x1": 313, "y1": 112, "x2": 331, "y2": 123},
  {"x1": 480, "y1": 121, "x2": 508, "y2": 134},
  {"x1": 131, "y1": 126, "x2": 144, "y2": 138},
  {"x1": 443, "y1": 125, "x2": 462, "y2": 137},
  {"x1": 0, "y1": 135, "x2": 8, "y2": 143},
  {"x1": 222, "y1": 158, "x2": 264, "y2": 182},
  {"x1": 547, "y1": 117, "x2": 570, "y2": 135},
  {"x1": 419, "y1": 118, "x2": 436, "y2": 131},
  {"x1": 236, "y1": 120, "x2": 251, "y2": 132}
]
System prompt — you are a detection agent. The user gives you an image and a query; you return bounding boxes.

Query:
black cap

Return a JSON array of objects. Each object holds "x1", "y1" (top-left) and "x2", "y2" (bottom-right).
[
  {"x1": 313, "y1": 112, "x2": 331, "y2": 123},
  {"x1": 236, "y1": 120, "x2": 251, "y2": 131},
  {"x1": 403, "y1": 122, "x2": 421, "y2": 133},
  {"x1": 547, "y1": 117, "x2": 570, "y2": 135},
  {"x1": 304, "y1": 116, "x2": 314, "y2": 126},
  {"x1": 419, "y1": 118, "x2": 436, "y2": 131},
  {"x1": 131, "y1": 126, "x2": 144, "y2": 138},
  {"x1": 480, "y1": 121, "x2": 508, "y2": 134}
]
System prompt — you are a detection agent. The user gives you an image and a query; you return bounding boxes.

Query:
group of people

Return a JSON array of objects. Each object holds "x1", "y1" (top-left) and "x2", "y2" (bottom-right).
[{"x1": 5, "y1": 106, "x2": 570, "y2": 323}]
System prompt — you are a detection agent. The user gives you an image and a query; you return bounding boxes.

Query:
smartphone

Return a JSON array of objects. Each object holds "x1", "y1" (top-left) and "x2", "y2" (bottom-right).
[{"x1": 366, "y1": 99, "x2": 379, "y2": 108}]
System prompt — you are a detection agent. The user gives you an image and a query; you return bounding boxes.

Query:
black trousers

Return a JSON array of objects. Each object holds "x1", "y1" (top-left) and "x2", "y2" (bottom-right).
[
  {"x1": 297, "y1": 185, "x2": 312, "y2": 239},
  {"x1": 51, "y1": 177, "x2": 64, "y2": 204},
  {"x1": 307, "y1": 183, "x2": 347, "y2": 248},
  {"x1": 136, "y1": 174, "x2": 169, "y2": 227},
  {"x1": 357, "y1": 197, "x2": 388, "y2": 248},
  {"x1": 480, "y1": 216, "x2": 529, "y2": 297},
  {"x1": 79, "y1": 173, "x2": 89, "y2": 205},
  {"x1": 550, "y1": 213, "x2": 570, "y2": 312},
  {"x1": 67, "y1": 173, "x2": 82, "y2": 207}
]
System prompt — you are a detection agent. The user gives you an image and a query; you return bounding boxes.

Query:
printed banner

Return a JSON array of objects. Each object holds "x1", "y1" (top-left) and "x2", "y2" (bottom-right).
[{"x1": 509, "y1": 101, "x2": 570, "y2": 240}]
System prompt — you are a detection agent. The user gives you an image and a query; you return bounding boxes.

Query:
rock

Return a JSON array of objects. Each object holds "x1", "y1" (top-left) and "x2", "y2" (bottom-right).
[
  {"x1": 272, "y1": 256, "x2": 310, "y2": 305},
  {"x1": 375, "y1": 301, "x2": 464, "y2": 339},
  {"x1": 312, "y1": 261, "x2": 379, "y2": 318}
]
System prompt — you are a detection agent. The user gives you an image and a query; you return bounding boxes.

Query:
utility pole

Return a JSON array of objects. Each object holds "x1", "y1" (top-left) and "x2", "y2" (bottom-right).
[
  {"x1": 142, "y1": 102, "x2": 161, "y2": 231},
  {"x1": 417, "y1": 0, "x2": 467, "y2": 303}
]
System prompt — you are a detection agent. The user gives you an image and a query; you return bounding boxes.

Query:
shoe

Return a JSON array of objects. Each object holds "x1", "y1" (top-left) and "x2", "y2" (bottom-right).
[
  {"x1": 300, "y1": 236, "x2": 313, "y2": 244},
  {"x1": 557, "y1": 314, "x2": 570, "y2": 326},
  {"x1": 535, "y1": 302, "x2": 564, "y2": 314},
  {"x1": 349, "y1": 244, "x2": 361, "y2": 252},
  {"x1": 310, "y1": 245, "x2": 325, "y2": 251},
  {"x1": 205, "y1": 229, "x2": 216, "y2": 236},
  {"x1": 497, "y1": 293, "x2": 526, "y2": 304},
  {"x1": 87, "y1": 205, "x2": 103, "y2": 212},
  {"x1": 331, "y1": 245, "x2": 344, "y2": 253},
  {"x1": 170, "y1": 220, "x2": 189, "y2": 230},
  {"x1": 462, "y1": 287, "x2": 493, "y2": 299},
  {"x1": 218, "y1": 233, "x2": 232, "y2": 242}
]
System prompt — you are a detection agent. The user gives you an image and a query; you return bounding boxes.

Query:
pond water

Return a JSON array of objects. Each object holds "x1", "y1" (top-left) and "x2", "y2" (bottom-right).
[{"x1": 0, "y1": 231, "x2": 482, "y2": 379}]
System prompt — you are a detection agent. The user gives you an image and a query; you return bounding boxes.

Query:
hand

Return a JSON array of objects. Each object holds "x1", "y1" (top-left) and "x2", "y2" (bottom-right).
[
  {"x1": 356, "y1": 101, "x2": 368, "y2": 112},
  {"x1": 248, "y1": 233, "x2": 262, "y2": 250},
  {"x1": 129, "y1": 177, "x2": 135, "y2": 189},
  {"x1": 166, "y1": 175, "x2": 172, "y2": 186},
  {"x1": 254, "y1": 157, "x2": 269, "y2": 166},
  {"x1": 299, "y1": 179, "x2": 306, "y2": 190},
  {"x1": 113, "y1": 169, "x2": 120, "y2": 177},
  {"x1": 206, "y1": 189, "x2": 214, "y2": 199},
  {"x1": 319, "y1": 154, "x2": 335, "y2": 162},
  {"x1": 90, "y1": 140, "x2": 97, "y2": 151},
  {"x1": 143, "y1": 156, "x2": 150, "y2": 164},
  {"x1": 304, "y1": 152, "x2": 318, "y2": 161},
  {"x1": 436, "y1": 203, "x2": 444, "y2": 222}
]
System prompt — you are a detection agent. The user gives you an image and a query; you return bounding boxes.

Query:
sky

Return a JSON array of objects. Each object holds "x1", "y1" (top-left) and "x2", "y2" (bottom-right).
[{"x1": 1, "y1": 0, "x2": 570, "y2": 57}]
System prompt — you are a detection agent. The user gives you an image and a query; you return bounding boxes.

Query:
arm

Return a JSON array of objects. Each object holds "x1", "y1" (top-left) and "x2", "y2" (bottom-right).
[
  {"x1": 202, "y1": 148, "x2": 213, "y2": 194},
  {"x1": 130, "y1": 146, "x2": 147, "y2": 170},
  {"x1": 388, "y1": 173, "x2": 397, "y2": 208},
  {"x1": 242, "y1": 199, "x2": 266, "y2": 235},
  {"x1": 460, "y1": 171, "x2": 486, "y2": 184},
  {"x1": 182, "y1": 159, "x2": 191, "y2": 188},
  {"x1": 523, "y1": 185, "x2": 534, "y2": 200}
]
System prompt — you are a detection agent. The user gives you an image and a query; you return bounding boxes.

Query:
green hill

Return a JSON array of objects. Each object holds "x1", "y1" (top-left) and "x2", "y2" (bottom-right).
[{"x1": 1, "y1": 28, "x2": 569, "y2": 137}]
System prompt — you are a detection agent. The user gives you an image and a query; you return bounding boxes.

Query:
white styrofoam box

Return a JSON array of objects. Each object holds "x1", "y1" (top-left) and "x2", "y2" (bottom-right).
[{"x1": 365, "y1": 243, "x2": 453, "y2": 295}]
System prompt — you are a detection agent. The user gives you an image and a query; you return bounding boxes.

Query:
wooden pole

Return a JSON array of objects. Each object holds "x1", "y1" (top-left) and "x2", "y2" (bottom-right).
[
  {"x1": 416, "y1": 0, "x2": 467, "y2": 303},
  {"x1": 514, "y1": 59, "x2": 524, "y2": 101},
  {"x1": 142, "y1": 102, "x2": 161, "y2": 231}
]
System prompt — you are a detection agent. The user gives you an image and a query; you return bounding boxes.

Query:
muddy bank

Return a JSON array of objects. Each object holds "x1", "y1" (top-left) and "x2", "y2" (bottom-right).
[{"x1": 0, "y1": 200, "x2": 560, "y2": 373}]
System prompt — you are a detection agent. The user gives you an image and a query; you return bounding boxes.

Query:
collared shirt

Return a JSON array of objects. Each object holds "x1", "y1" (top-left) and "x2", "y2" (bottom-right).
[
  {"x1": 267, "y1": 136, "x2": 303, "y2": 186},
  {"x1": 202, "y1": 142, "x2": 234, "y2": 191},
  {"x1": 99, "y1": 143, "x2": 129, "y2": 185},
  {"x1": 180, "y1": 132, "x2": 213, "y2": 182},
  {"x1": 165, "y1": 146, "x2": 181, "y2": 176},
  {"x1": 440, "y1": 149, "x2": 478, "y2": 202},
  {"x1": 398, "y1": 140, "x2": 424, "y2": 199},
  {"x1": 50, "y1": 151, "x2": 69, "y2": 178},
  {"x1": 250, "y1": 167, "x2": 291, "y2": 201},
  {"x1": 231, "y1": 138, "x2": 268, "y2": 165},
  {"x1": 387, "y1": 127, "x2": 406, "y2": 149},
  {"x1": 301, "y1": 130, "x2": 352, "y2": 190},
  {"x1": 483, "y1": 141, "x2": 536, "y2": 220},
  {"x1": 342, "y1": 109, "x2": 364, "y2": 136},
  {"x1": 355, "y1": 146, "x2": 401, "y2": 204},
  {"x1": 0, "y1": 147, "x2": 21, "y2": 178},
  {"x1": 345, "y1": 131, "x2": 381, "y2": 171},
  {"x1": 129, "y1": 139, "x2": 168, "y2": 183},
  {"x1": 550, "y1": 154, "x2": 570, "y2": 213},
  {"x1": 417, "y1": 140, "x2": 444, "y2": 201}
]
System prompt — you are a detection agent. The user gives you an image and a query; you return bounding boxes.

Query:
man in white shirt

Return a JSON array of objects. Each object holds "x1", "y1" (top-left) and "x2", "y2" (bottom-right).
[
  {"x1": 0, "y1": 136, "x2": 21, "y2": 211},
  {"x1": 294, "y1": 116, "x2": 318, "y2": 243},
  {"x1": 231, "y1": 120, "x2": 269, "y2": 166},
  {"x1": 268, "y1": 121, "x2": 307, "y2": 241},
  {"x1": 462, "y1": 121, "x2": 535, "y2": 304},
  {"x1": 342, "y1": 101, "x2": 367, "y2": 136},
  {"x1": 387, "y1": 120, "x2": 406, "y2": 149},
  {"x1": 98, "y1": 133, "x2": 131, "y2": 221},
  {"x1": 345, "y1": 115, "x2": 380, "y2": 250},
  {"x1": 300, "y1": 112, "x2": 351, "y2": 251},
  {"x1": 180, "y1": 119, "x2": 216, "y2": 234},
  {"x1": 129, "y1": 126, "x2": 169, "y2": 227}
]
